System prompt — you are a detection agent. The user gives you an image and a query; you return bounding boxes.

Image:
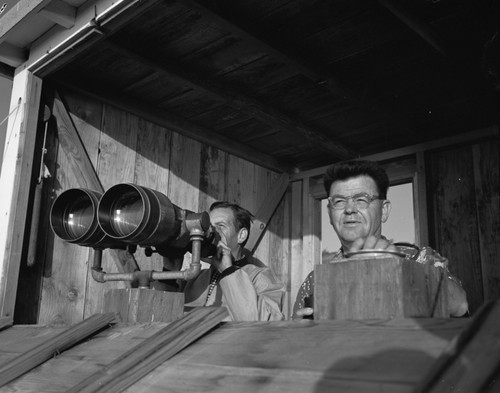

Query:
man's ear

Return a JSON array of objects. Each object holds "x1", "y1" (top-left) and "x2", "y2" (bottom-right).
[
  {"x1": 237, "y1": 227, "x2": 249, "y2": 245},
  {"x1": 381, "y1": 199, "x2": 392, "y2": 223}
]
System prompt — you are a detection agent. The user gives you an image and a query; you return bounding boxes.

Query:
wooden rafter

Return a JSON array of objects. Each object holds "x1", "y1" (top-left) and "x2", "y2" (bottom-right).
[
  {"x1": 104, "y1": 40, "x2": 356, "y2": 161},
  {"x1": 27, "y1": 0, "x2": 165, "y2": 76},
  {"x1": 38, "y1": 0, "x2": 76, "y2": 29},
  {"x1": 54, "y1": 75, "x2": 290, "y2": 173},
  {"x1": 378, "y1": 0, "x2": 450, "y2": 57},
  {"x1": 291, "y1": 126, "x2": 499, "y2": 181},
  {"x1": 181, "y1": 0, "x2": 413, "y2": 135}
]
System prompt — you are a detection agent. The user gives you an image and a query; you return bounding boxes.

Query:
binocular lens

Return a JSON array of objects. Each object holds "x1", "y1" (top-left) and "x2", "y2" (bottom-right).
[
  {"x1": 63, "y1": 196, "x2": 95, "y2": 239},
  {"x1": 108, "y1": 191, "x2": 145, "y2": 237}
]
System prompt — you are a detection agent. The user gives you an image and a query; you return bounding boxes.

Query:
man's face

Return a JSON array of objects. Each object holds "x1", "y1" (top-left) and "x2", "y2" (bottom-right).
[
  {"x1": 209, "y1": 207, "x2": 242, "y2": 255},
  {"x1": 327, "y1": 175, "x2": 391, "y2": 250}
]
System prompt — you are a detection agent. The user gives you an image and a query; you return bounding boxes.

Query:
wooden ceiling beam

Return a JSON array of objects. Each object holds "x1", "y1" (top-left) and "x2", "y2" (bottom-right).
[
  {"x1": 27, "y1": 0, "x2": 165, "y2": 76},
  {"x1": 378, "y1": 0, "x2": 450, "y2": 57},
  {"x1": 104, "y1": 40, "x2": 356, "y2": 161},
  {"x1": 38, "y1": 0, "x2": 76, "y2": 29},
  {"x1": 180, "y1": 0, "x2": 413, "y2": 135},
  {"x1": 0, "y1": 63, "x2": 14, "y2": 80},
  {"x1": 291, "y1": 126, "x2": 499, "y2": 181},
  {"x1": 54, "y1": 74, "x2": 291, "y2": 174},
  {"x1": 0, "y1": 42, "x2": 28, "y2": 67}
]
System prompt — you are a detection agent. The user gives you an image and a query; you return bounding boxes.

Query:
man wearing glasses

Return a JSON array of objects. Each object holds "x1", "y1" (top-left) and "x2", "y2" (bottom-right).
[{"x1": 293, "y1": 160, "x2": 468, "y2": 319}]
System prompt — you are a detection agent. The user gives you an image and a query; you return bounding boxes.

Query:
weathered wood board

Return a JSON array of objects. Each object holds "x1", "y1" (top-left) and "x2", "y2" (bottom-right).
[
  {"x1": 315, "y1": 256, "x2": 448, "y2": 320},
  {"x1": 103, "y1": 288, "x2": 184, "y2": 323},
  {"x1": 427, "y1": 139, "x2": 500, "y2": 314},
  {"x1": 0, "y1": 318, "x2": 467, "y2": 393}
]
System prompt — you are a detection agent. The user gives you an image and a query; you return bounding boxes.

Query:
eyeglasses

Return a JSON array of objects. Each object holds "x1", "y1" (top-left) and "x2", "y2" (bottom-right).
[{"x1": 327, "y1": 193, "x2": 382, "y2": 210}]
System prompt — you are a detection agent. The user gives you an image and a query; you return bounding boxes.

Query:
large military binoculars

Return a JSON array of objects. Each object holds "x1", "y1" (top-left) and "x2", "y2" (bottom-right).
[{"x1": 50, "y1": 183, "x2": 216, "y2": 257}]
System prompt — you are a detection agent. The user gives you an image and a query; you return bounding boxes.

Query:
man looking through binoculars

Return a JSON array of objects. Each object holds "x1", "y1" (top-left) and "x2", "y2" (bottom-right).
[{"x1": 169, "y1": 201, "x2": 284, "y2": 321}]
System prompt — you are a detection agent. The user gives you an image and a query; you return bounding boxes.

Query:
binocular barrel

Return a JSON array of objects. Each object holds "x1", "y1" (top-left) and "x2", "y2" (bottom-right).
[
  {"x1": 50, "y1": 188, "x2": 117, "y2": 248},
  {"x1": 50, "y1": 184, "x2": 212, "y2": 253},
  {"x1": 97, "y1": 183, "x2": 180, "y2": 246}
]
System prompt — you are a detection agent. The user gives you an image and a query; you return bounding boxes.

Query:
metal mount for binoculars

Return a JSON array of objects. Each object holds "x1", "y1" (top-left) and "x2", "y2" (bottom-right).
[{"x1": 50, "y1": 184, "x2": 216, "y2": 288}]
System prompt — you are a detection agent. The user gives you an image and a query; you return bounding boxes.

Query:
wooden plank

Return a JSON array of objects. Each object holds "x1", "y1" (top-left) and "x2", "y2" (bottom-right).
[
  {"x1": 472, "y1": 141, "x2": 500, "y2": 302},
  {"x1": 0, "y1": 317, "x2": 12, "y2": 331},
  {"x1": 104, "y1": 40, "x2": 355, "y2": 161},
  {"x1": 52, "y1": 91, "x2": 103, "y2": 191},
  {"x1": 122, "y1": 318, "x2": 466, "y2": 393},
  {"x1": 291, "y1": 127, "x2": 499, "y2": 181},
  {"x1": 227, "y1": 155, "x2": 255, "y2": 210},
  {"x1": 51, "y1": 92, "x2": 104, "y2": 325},
  {"x1": 0, "y1": 318, "x2": 468, "y2": 393},
  {"x1": 167, "y1": 132, "x2": 202, "y2": 270},
  {"x1": 282, "y1": 189, "x2": 292, "y2": 317},
  {"x1": 0, "y1": 69, "x2": 42, "y2": 318},
  {"x1": 26, "y1": 0, "x2": 156, "y2": 72},
  {"x1": 289, "y1": 180, "x2": 303, "y2": 314},
  {"x1": 132, "y1": 118, "x2": 172, "y2": 272},
  {"x1": 55, "y1": 77, "x2": 288, "y2": 172},
  {"x1": 250, "y1": 165, "x2": 272, "y2": 263},
  {"x1": 38, "y1": 238, "x2": 89, "y2": 325},
  {"x1": 198, "y1": 144, "x2": 228, "y2": 212},
  {"x1": 379, "y1": 0, "x2": 449, "y2": 56},
  {"x1": 0, "y1": 41, "x2": 27, "y2": 67},
  {"x1": 180, "y1": 0, "x2": 411, "y2": 143},
  {"x1": 247, "y1": 173, "x2": 289, "y2": 254},
  {"x1": 0, "y1": 0, "x2": 48, "y2": 38},
  {"x1": 312, "y1": 195, "x2": 321, "y2": 267},
  {"x1": 38, "y1": 0, "x2": 76, "y2": 29},
  {"x1": 134, "y1": 120, "x2": 172, "y2": 196},
  {"x1": 266, "y1": 189, "x2": 288, "y2": 315},
  {"x1": 413, "y1": 152, "x2": 429, "y2": 246},
  {"x1": 103, "y1": 288, "x2": 184, "y2": 323},
  {"x1": 427, "y1": 146, "x2": 484, "y2": 314},
  {"x1": 413, "y1": 300, "x2": 500, "y2": 392},
  {"x1": 65, "y1": 307, "x2": 228, "y2": 393},
  {"x1": 84, "y1": 104, "x2": 140, "y2": 317},
  {"x1": 301, "y1": 178, "x2": 315, "y2": 278},
  {"x1": 0, "y1": 323, "x2": 169, "y2": 391},
  {"x1": 167, "y1": 132, "x2": 202, "y2": 212},
  {"x1": 0, "y1": 313, "x2": 116, "y2": 388}
]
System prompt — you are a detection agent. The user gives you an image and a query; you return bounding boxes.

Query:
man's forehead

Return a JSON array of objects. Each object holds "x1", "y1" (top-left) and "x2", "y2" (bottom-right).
[
  {"x1": 329, "y1": 175, "x2": 378, "y2": 195},
  {"x1": 209, "y1": 207, "x2": 235, "y2": 223}
]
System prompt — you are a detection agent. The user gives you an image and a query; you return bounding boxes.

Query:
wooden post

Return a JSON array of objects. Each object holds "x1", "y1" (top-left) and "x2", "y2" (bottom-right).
[
  {"x1": 0, "y1": 69, "x2": 42, "y2": 318},
  {"x1": 104, "y1": 288, "x2": 184, "y2": 323},
  {"x1": 314, "y1": 256, "x2": 449, "y2": 319}
]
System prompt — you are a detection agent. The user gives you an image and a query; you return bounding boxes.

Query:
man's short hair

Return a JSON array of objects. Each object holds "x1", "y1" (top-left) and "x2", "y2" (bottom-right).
[
  {"x1": 209, "y1": 201, "x2": 255, "y2": 233},
  {"x1": 323, "y1": 160, "x2": 390, "y2": 198}
]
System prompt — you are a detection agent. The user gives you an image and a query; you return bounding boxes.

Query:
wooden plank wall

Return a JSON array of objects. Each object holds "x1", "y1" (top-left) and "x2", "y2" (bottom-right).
[
  {"x1": 427, "y1": 137, "x2": 500, "y2": 315},
  {"x1": 18, "y1": 88, "x2": 312, "y2": 325},
  {"x1": 22, "y1": 88, "x2": 499, "y2": 324}
]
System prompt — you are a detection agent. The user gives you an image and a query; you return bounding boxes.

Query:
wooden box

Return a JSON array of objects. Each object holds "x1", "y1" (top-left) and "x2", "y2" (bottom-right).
[
  {"x1": 314, "y1": 256, "x2": 449, "y2": 320},
  {"x1": 104, "y1": 288, "x2": 185, "y2": 323}
]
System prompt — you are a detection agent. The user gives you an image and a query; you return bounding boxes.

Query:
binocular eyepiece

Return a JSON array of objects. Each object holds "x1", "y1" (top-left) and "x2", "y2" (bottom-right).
[{"x1": 50, "y1": 183, "x2": 215, "y2": 256}]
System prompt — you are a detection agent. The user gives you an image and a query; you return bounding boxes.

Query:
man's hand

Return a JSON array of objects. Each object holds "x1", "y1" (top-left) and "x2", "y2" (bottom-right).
[
  {"x1": 208, "y1": 232, "x2": 233, "y2": 273},
  {"x1": 295, "y1": 307, "x2": 314, "y2": 319},
  {"x1": 350, "y1": 235, "x2": 398, "y2": 253}
]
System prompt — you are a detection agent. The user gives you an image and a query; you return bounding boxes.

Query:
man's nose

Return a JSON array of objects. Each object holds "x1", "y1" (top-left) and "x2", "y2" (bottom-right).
[{"x1": 344, "y1": 198, "x2": 358, "y2": 213}]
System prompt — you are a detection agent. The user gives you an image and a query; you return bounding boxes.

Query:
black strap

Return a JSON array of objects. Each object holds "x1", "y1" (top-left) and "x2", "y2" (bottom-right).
[{"x1": 219, "y1": 265, "x2": 240, "y2": 281}]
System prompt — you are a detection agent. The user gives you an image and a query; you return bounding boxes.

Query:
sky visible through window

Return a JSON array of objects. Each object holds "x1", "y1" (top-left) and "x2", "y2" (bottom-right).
[{"x1": 321, "y1": 182, "x2": 415, "y2": 255}]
